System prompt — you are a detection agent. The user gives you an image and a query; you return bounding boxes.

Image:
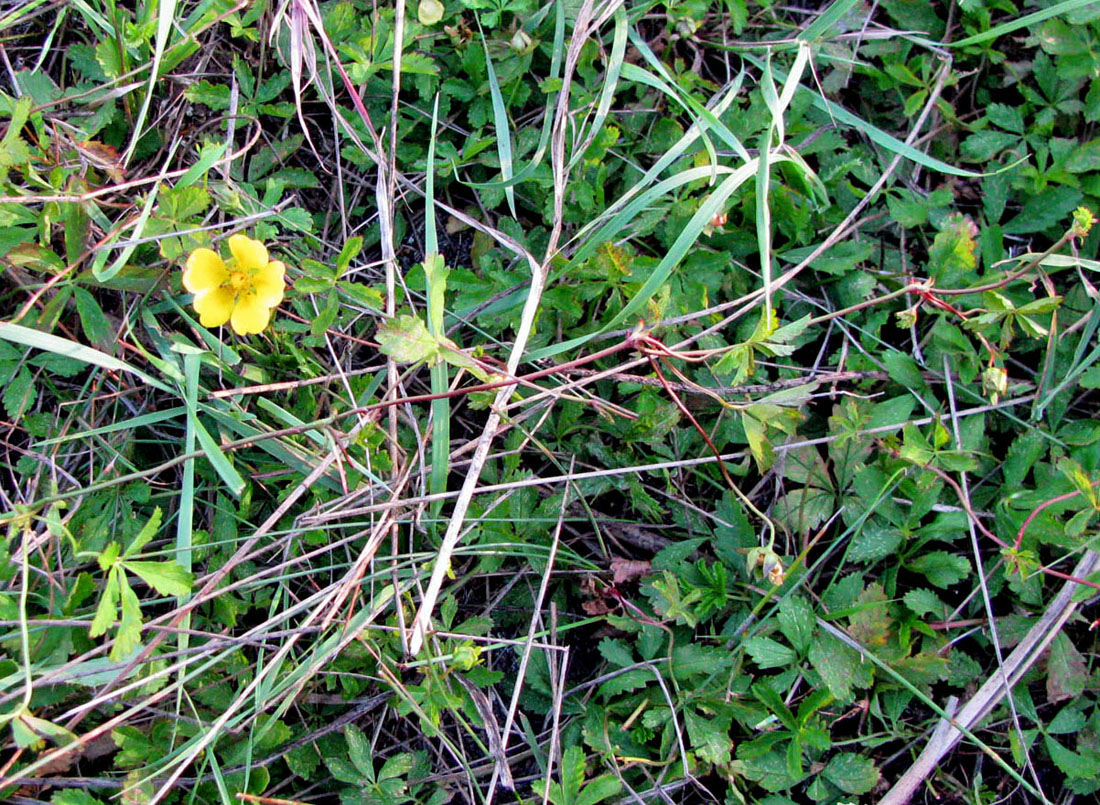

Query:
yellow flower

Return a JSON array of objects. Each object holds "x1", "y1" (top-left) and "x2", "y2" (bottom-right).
[{"x1": 183, "y1": 234, "x2": 286, "y2": 335}]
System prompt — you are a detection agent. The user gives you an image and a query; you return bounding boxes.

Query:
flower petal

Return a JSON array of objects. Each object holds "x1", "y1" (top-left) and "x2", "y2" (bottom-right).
[
  {"x1": 228, "y1": 234, "x2": 269, "y2": 271},
  {"x1": 252, "y1": 261, "x2": 286, "y2": 307},
  {"x1": 193, "y1": 287, "x2": 236, "y2": 328},
  {"x1": 183, "y1": 249, "x2": 229, "y2": 293},
  {"x1": 230, "y1": 292, "x2": 273, "y2": 335}
]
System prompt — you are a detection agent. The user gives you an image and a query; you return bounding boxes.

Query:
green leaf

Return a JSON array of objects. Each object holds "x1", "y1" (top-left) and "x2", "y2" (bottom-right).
[
  {"x1": 1046, "y1": 632, "x2": 1088, "y2": 703},
  {"x1": 378, "y1": 752, "x2": 414, "y2": 781},
  {"x1": 124, "y1": 507, "x2": 164, "y2": 558},
  {"x1": 112, "y1": 574, "x2": 143, "y2": 661},
  {"x1": 743, "y1": 636, "x2": 798, "y2": 669},
  {"x1": 1002, "y1": 186, "x2": 1083, "y2": 235},
  {"x1": 683, "y1": 708, "x2": 732, "y2": 767},
  {"x1": 123, "y1": 561, "x2": 193, "y2": 597},
  {"x1": 73, "y1": 287, "x2": 114, "y2": 347},
  {"x1": 575, "y1": 774, "x2": 623, "y2": 805},
  {"x1": 3, "y1": 366, "x2": 35, "y2": 419},
  {"x1": 376, "y1": 314, "x2": 441, "y2": 364},
  {"x1": 326, "y1": 756, "x2": 367, "y2": 785},
  {"x1": 51, "y1": 791, "x2": 106, "y2": 805},
  {"x1": 903, "y1": 588, "x2": 945, "y2": 619},
  {"x1": 89, "y1": 572, "x2": 119, "y2": 638},
  {"x1": 1045, "y1": 734, "x2": 1100, "y2": 779},
  {"x1": 777, "y1": 596, "x2": 815, "y2": 655},
  {"x1": 597, "y1": 637, "x2": 634, "y2": 668},
  {"x1": 986, "y1": 103, "x2": 1025, "y2": 134},
  {"x1": 907, "y1": 551, "x2": 970, "y2": 588},
  {"x1": 823, "y1": 752, "x2": 880, "y2": 794},
  {"x1": 345, "y1": 723, "x2": 375, "y2": 779}
]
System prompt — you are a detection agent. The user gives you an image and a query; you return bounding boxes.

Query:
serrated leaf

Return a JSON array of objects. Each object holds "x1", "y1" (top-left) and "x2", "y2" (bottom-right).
[
  {"x1": 597, "y1": 637, "x2": 634, "y2": 668},
  {"x1": 3, "y1": 366, "x2": 35, "y2": 418},
  {"x1": 986, "y1": 103, "x2": 1025, "y2": 134},
  {"x1": 378, "y1": 752, "x2": 414, "y2": 781},
  {"x1": 123, "y1": 561, "x2": 193, "y2": 597},
  {"x1": 847, "y1": 583, "x2": 891, "y2": 646},
  {"x1": 823, "y1": 752, "x2": 880, "y2": 794},
  {"x1": 777, "y1": 596, "x2": 815, "y2": 655},
  {"x1": 89, "y1": 573, "x2": 119, "y2": 638},
  {"x1": 74, "y1": 287, "x2": 113, "y2": 347},
  {"x1": 1003, "y1": 186, "x2": 1083, "y2": 235},
  {"x1": 576, "y1": 774, "x2": 623, "y2": 805},
  {"x1": 183, "y1": 80, "x2": 232, "y2": 110},
  {"x1": 744, "y1": 636, "x2": 798, "y2": 669},
  {"x1": 808, "y1": 635, "x2": 860, "y2": 703},
  {"x1": 326, "y1": 756, "x2": 367, "y2": 785},
  {"x1": 344, "y1": 723, "x2": 374, "y2": 779},
  {"x1": 51, "y1": 790, "x2": 105, "y2": 805},
  {"x1": 376, "y1": 314, "x2": 441, "y2": 364},
  {"x1": 684, "y1": 708, "x2": 732, "y2": 767},
  {"x1": 847, "y1": 523, "x2": 903, "y2": 563},
  {"x1": 907, "y1": 551, "x2": 970, "y2": 588},
  {"x1": 124, "y1": 507, "x2": 163, "y2": 558},
  {"x1": 1045, "y1": 734, "x2": 1100, "y2": 779},
  {"x1": 903, "y1": 588, "x2": 945, "y2": 619},
  {"x1": 111, "y1": 575, "x2": 143, "y2": 661},
  {"x1": 1048, "y1": 707, "x2": 1087, "y2": 735}
]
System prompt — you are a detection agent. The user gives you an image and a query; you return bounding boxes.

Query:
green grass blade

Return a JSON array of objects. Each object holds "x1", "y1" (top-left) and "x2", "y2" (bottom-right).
[
  {"x1": 123, "y1": 0, "x2": 177, "y2": 164},
  {"x1": 527, "y1": 158, "x2": 768, "y2": 361},
  {"x1": 461, "y1": 0, "x2": 564, "y2": 192},
  {"x1": 756, "y1": 130, "x2": 774, "y2": 322},
  {"x1": 566, "y1": 4, "x2": 628, "y2": 171},
  {"x1": 0, "y1": 321, "x2": 173, "y2": 393},
  {"x1": 796, "y1": 0, "x2": 865, "y2": 42},
  {"x1": 570, "y1": 164, "x2": 736, "y2": 267},
  {"x1": 479, "y1": 16, "x2": 517, "y2": 218},
  {"x1": 947, "y1": 0, "x2": 1097, "y2": 48},
  {"x1": 741, "y1": 51, "x2": 983, "y2": 178},
  {"x1": 566, "y1": 74, "x2": 743, "y2": 253},
  {"x1": 424, "y1": 95, "x2": 450, "y2": 517},
  {"x1": 33, "y1": 407, "x2": 186, "y2": 446}
]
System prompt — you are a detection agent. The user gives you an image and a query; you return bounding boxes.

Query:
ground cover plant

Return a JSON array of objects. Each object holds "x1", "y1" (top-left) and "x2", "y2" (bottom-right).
[{"x1": 1, "y1": 0, "x2": 1100, "y2": 802}]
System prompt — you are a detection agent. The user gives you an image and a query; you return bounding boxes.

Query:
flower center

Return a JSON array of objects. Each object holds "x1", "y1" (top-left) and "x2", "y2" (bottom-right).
[{"x1": 227, "y1": 270, "x2": 250, "y2": 292}]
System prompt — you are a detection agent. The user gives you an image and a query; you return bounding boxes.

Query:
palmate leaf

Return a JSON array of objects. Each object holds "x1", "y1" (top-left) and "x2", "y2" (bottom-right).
[
  {"x1": 376, "y1": 314, "x2": 441, "y2": 365},
  {"x1": 123, "y1": 561, "x2": 193, "y2": 597}
]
